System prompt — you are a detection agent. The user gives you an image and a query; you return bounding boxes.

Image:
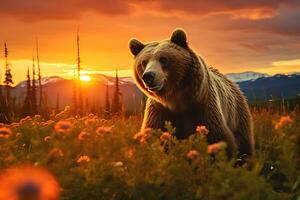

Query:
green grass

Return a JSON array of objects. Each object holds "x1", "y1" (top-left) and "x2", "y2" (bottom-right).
[{"x1": 0, "y1": 108, "x2": 299, "y2": 200}]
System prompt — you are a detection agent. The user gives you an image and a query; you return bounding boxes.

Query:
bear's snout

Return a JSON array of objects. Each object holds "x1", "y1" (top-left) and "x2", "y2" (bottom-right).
[
  {"x1": 142, "y1": 71, "x2": 163, "y2": 92},
  {"x1": 141, "y1": 60, "x2": 166, "y2": 92},
  {"x1": 142, "y1": 72, "x2": 156, "y2": 87}
]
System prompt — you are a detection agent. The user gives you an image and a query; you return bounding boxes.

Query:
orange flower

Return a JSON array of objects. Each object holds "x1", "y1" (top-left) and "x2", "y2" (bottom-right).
[
  {"x1": 54, "y1": 120, "x2": 72, "y2": 133},
  {"x1": 77, "y1": 155, "x2": 90, "y2": 164},
  {"x1": 48, "y1": 148, "x2": 64, "y2": 158},
  {"x1": 0, "y1": 165, "x2": 60, "y2": 200},
  {"x1": 84, "y1": 118, "x2": 96, "y2": 126},
  {"x1": 96, "y1": 126, "x2": 113, "y2": 135},
  {"x1": 44, "y1": 136, "x2": 51, "y2": 142},
  {"x1": 186, "y1": 150, "x2": 200, "y2": 160},
  {"x1": 78, "y1": 131, "x2": 89, "y2": 141},
  {"x1": 207, "y1": 142, "x2": 227, "y2": 154},
  {"x1": 133, "y1": 132, "x2": 144, "y2": 140},
  {"x1": 111, "y1": 161, "x2": 123, "y2": 167},
  {"x1": 20, "y1": 116, "x2": 32, "y2": 124},
  {"x1": 275, "y1": 116, "x2": 293, "y2": 129},
  {"x1": 0, "y1": 127, "x2": 12, "y2": 139},
  {"x1": 196, "y1": 125, "x2": 209, "y2": 136},
  {"x1": 133, "y1": 128, "x2": 152, "y2": 143},
  {"x1": 9, "y1": 122, "x2": 19, "y2": 129},
  {"x1": 16, "y1": 132, "x2": 22, "y2": 138},
  {"x1": 33, "y1": 114, "x2": 42, "y2": 121},
  {"x1": 160, "y1": 132, "x2": 171, "y2": 142},
  {"x1": 127, "y1": 148, "x2": 136, "y2": 158}
]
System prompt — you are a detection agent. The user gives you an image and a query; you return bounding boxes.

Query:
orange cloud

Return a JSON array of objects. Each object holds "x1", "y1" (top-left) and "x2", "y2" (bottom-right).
[
  {"x1": 1, "y1": 0, "x2": 299, "y2": 21},
  {"x1": 0, "y1": 1, "x2": 299, "y2": 85}
]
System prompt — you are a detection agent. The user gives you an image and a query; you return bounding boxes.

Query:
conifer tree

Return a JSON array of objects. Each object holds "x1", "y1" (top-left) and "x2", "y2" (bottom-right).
[
  {"x1": 77, "y1": 32, "x2": 83, "y2": 116},
  {"x1": 104, "y1": 82, "x2": 111, "y2": 119},
  {"x1": 36, "y1": 38, "x2": 43, "y2": 115},
  {"x1": 31, "y1": 57, "x2": 37, "y2": 115},
  {"x1": 111, "y1": 69, "x2": 122, "y2": 115},
  {"x1": 72, "y1": 67, "x2": 77, "y2": 115},
  {"x1": 85, "y1": 97, "x2": 90, "y2": 115},
  {"x1": 0, "y1": 64, "x2": 5, "y2": 122},
  {"x1": 22, "y1": 67, "x2": 32, "y2": 117},
  {"x1": 3, "y1": 43, "x2": 13, "y2": 122},
  {"x1": 55, "y1": 93, "x2": 60, "y2": 114}
]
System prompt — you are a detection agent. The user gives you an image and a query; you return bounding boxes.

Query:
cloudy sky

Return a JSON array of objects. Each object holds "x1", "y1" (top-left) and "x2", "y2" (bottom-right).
[{"x1": 0, "y1": 0, "x2": 300, "y2": 84}]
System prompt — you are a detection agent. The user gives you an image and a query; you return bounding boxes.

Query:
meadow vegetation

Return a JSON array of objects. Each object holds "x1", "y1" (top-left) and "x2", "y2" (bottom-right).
[{"x1": 0, "y1": 106, "x2": 299, "y2": 200}]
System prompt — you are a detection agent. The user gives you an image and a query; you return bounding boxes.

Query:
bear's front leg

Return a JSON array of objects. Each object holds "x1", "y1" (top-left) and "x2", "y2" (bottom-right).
[
  {"x1": 141, "y1": 98, "x2": 168, "y2": 130},
  {"x1": 205, "y1": 115, "x2": 238, "y2": 158}
]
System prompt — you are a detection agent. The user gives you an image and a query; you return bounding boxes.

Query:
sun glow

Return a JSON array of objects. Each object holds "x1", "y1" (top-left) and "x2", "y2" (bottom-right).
[{"x1": 80, "y1": 75, "x2": 91, "y2": 82}]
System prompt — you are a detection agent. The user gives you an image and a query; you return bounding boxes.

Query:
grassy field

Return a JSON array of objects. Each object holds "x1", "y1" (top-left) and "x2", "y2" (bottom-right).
[{"x1": 0, "y1": 107, "x2": 299, "y2": 200}]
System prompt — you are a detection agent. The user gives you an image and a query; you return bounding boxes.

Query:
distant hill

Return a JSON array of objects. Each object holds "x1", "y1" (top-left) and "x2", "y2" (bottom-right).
[
  {"x1": 3, "y1": 72, "x2": 300, "y2": 111},
  {"x1": 12, "y1": 74, "x2": 143, "y2": 113},
  {"x1": 238, "y1": 74, "x2": 300, "y2": 102}
]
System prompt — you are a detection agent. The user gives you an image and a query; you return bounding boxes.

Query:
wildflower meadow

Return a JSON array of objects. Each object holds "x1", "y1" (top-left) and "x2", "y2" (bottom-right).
[{"x1": 0, "y1": 107, "x2": 299, "y2": 200}]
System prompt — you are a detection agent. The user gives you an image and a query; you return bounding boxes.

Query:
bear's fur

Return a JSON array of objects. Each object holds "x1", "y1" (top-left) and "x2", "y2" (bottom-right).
[{"x1": 129, "y1": 29, "x2": 255, "y2": 157}]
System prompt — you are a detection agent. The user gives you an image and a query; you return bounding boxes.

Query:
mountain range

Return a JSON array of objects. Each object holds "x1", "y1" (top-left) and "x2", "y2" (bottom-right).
[
  {"x1": 3, "y1": 71, "x2": 300, "y2": 111},
  {"x1": 226, "y1": 71, "x2": 269, "y2": 83}
]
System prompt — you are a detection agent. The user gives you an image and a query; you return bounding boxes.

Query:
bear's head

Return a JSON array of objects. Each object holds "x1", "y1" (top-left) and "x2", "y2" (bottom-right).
[{"x1": 129, "y1": 29, "x2": 200, "y2": 107}]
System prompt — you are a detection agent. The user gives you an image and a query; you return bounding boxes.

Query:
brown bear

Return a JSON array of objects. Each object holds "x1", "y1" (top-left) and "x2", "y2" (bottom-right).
[{"x1": 129, "y1": 28, "x2": 255, "y2": 157}]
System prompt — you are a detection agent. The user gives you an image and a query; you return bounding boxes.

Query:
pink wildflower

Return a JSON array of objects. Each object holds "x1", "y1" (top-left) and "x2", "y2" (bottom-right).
[{"x1": 196, "y1": 125, "x2": 209, "y2": 136}]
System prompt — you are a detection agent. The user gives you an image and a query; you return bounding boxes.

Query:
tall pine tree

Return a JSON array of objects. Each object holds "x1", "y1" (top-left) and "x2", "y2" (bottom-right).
[
  {"x1": 55, "y1": 93, "x2": 60, "y2": 114},
  {"x1": 111, "y1": 69, "x2": 122, "y2": 116},
  {"x1": 31, "y1": 57, "x2": 37, "y2": 115},
  {"x1": 72, "y1": 67, "x2": 77, "y2": 115},
  {"x1": 3, "y1": 43, "x2": 13, "y2": 122},
  {"x1": 36, "y1": 38, "x2": 43, "y2": 115},
  {"x1": 0, "y1": 62, "x2": 5, "y2": 122},
  {"x1": 22, "y1": 67, "x2": 32, "y2": 117},
  {"x1": 77, "y1": 32, "x2": 83, "y2": 116},
  {"x1": 104, "y1": 82, "x2": 111, "y2": 119}
]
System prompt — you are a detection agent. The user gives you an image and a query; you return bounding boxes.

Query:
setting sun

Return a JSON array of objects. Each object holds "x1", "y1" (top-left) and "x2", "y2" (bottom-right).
[{"x1": 80, "y1": 75, "x2": 91, "y2": 82}]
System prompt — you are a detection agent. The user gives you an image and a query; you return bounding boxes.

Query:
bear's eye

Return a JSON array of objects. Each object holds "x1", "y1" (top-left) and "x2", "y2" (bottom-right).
[
  {"x1": 141, "y1": 60, "x2": 148, "y2": 68},
  {"x1": 159, "y1": 56, "x2": 168, "y2": 65}
]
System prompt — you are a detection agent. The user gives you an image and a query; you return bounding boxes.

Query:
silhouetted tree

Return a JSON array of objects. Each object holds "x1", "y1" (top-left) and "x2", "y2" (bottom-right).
[
  {"x1": 0, "y1": 65, "x2": 6, "y2": 122},
  {"x1": 22, "y1": 67, "x2": 32, "y2": 117},
  {"x1": 77, "y1": 32, "x2": 83, "y2": 116},
  {"x1": 72, "y1": 68, "x2": 77, "y2": 115},
  {"x1": 85, "y1": 97, "x2": 90, "y2": 115},
  {"x1": 55, "y1": 93, "x2": 60, "y2": 114},
  {"x1": 31, "y1": 57, "x2": 37, "y2": 115},
  {"x1": 36, "y1": 38, "x2": 43, "y2": 114},
  {"x1": 90, "y1": 100, "x2": 97, "y2": 114},
  {"x1": 104, "y1": 82, "x2": 111, "y2": 119},
  {"x1": 111, "y1": 70, "x2": 123, "y2": 115},
  {"x1": 3, "y1": 43, "x2": 13, "y2": 121},
  {"x1": 43, "y1": 93, "x2": 50, "y2": 119}
]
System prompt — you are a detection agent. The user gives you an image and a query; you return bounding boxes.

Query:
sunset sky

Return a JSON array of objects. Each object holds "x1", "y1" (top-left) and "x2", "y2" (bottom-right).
[{"x1": 0, "y1": 0, "x2": 300, "y2": 84}]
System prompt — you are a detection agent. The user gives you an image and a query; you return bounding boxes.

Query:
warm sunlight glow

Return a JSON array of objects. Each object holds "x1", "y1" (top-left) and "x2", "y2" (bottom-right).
[{"x1": 80, "y1": 75, "x2": 91, "y2": 82}]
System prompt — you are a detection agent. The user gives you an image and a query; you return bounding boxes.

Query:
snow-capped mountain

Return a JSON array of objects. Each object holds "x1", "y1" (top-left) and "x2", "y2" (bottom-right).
[
  {"x1": 5, "y1": 72, "x2": 300, "y2": 111},
  {"x1": 16, "y1": 74, "x2": 135, "y2": 88},
  {"x1": 226, "y1": 71, "x2": 269, "y2": 83},
  {"x1": 238, "y1": 74, "x2": 300, "y2": 101},
  {"x1": 90, "y1": 74, "x2": 135, "y2": 85},
  {"x1": 17, "y1": 76, "x2": 65, "y2": 88}
]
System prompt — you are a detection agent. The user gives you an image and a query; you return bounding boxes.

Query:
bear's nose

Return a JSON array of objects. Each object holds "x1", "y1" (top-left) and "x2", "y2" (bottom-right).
[{"x1": 142, "y1": 72, "x2": 156, "y2": 87}]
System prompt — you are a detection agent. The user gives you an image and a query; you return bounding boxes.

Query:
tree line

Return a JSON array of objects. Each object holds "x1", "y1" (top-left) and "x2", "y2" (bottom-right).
[{"x1": 0, "y1": 35, "x2": 123, "y2": 123}]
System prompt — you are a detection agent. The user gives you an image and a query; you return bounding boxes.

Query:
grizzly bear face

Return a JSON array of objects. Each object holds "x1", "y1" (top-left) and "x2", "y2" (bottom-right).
[{"x1": 129, "y1": 29, "x2": 195, "y2": 106}]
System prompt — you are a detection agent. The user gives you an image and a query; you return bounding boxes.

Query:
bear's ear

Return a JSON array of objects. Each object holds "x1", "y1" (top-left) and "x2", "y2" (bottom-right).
[
  {"x1": 170, "y1": 28, "x2": 187, "y2": 48},
  {"x1": 129, "y1": 38, "x2": 145, "y2": 56}
]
